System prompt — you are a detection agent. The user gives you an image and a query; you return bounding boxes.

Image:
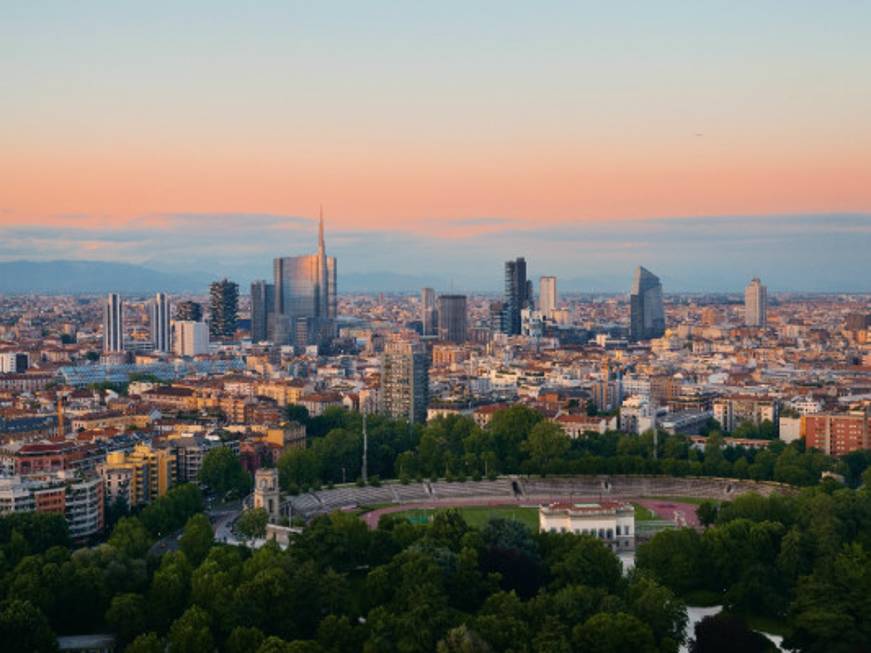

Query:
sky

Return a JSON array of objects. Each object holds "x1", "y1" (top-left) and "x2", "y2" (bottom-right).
[{"x1": 1, "y1": 2, "x2": 870, "y2": 290}]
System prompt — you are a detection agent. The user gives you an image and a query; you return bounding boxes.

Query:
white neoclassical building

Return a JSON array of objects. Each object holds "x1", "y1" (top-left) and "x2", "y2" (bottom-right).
[{"x1": 539, "y1": 501, "x2": 635, "y2": 550}]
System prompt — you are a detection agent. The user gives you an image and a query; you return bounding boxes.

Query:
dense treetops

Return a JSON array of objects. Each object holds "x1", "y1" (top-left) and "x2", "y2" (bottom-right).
[
  {"x1": 1, "y1": 503, "x2": 690, "y2": 653},
  {"x1": 6, "y1": 478, "x2": 871, "y2": 651},
  {"x1": 637, "y1": 483, "x2": 871, "y2": 653},
  {"x1": 277, "y1": 406, "x2": 841, "y2": 493}
]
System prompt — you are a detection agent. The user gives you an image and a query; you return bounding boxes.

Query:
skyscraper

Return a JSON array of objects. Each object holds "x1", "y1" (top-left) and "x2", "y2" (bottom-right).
[
  {"x1": 744, "y1": 277, "x2": 768, "y2": 327},
  {"x1": 250, "y1": 280, "x2": 275, "y2": 343},
  {"x1": 175, "y1": 300, "x2": 203, "y2": 322},
  {"x1": 503, "y1": 257, "x2": 530, "y2": 335},
  {"x1": 629, "y1": 266, "x2": 665, "y2": 341},
  {"x1": 437, "y1": 294, "x2": 467, "y2": 344},
  {"x1": 209, "y1": 279, "x2": 239, "y2": 339},
  {"x1": 381, "y1": 339, "x2": 429, "y2": 424},
  {"x1": 273, "y1": 211, "x2": 337, "y2": 346},
  {"x1": 103, "y1": 293, "x2": 124, "y2": 353},
  {"x1": 539, "y1": 276, "x2": 557, "y2": 318},
  {"x1": 150, "y1": 292, "x2": 171, "y2": 353},
  {"x1": 421, "y1": 287, "x2": 438, "y2": 336}
]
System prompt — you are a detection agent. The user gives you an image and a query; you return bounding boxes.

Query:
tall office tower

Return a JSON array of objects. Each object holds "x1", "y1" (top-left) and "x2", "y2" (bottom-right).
[
  {"x1": 175, "y1": 300, "x2": 203, "y2": 322},
  {"x1": 209, "y1": 279, "x2": 239, "y2": 339},
  {"x1": 421, "y1": 287, "x2": 438, "y2": 336},
  {"x1": 150, "y1": 292, "x2": 171, "y2": 353},
  {"x1": 174, "y1": 321, "x2": 210, "y2": 357},
  {"x1": 437, "y1": 294, "x2": 468, "y2": 343},
  {"x1": 250, "y1": 280, "x2": 275, "y2": 342},
  {"x1": 845, "y1": 313, "x2": 871, "y2": 332},
  {"x1": 744, "y1": 277, "x2": 768, "y2": 327},
  {"x1": 539, "y1": 276, "x2": 557, "y2": 317},
  {"x1": 488, "y1": 301, "x2": 506, "y2": 335},
  {"x1": 381, "y1": 339, "x2": 429, "y2": 424},
  {"x1": 629, "y1": 266, "x2": 665, "y2": 341},
  {"x1": 273, "y1": 211, "x2": 337, "y2": 346},
  {"x1": 103, "y1": 293, "x2": 124, "y2": 352},
  {"x1": 503, "y1": 257, "x2": 530, "y2": 335}
]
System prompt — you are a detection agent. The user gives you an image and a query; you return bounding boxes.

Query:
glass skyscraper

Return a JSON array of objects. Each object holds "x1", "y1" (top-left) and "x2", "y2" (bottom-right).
[
  {"x1": 250, "y1": 280, "x2": 275, "y2": 343},
  {"x1": 272, "y1": 213, "x2": 336, "y2": 346},
  {"x1": 629, "y1": 266, "x2": 665, "y2": 341},
  {"x1": 503, "y1": 257, "x2": 531, "y2": 335}
]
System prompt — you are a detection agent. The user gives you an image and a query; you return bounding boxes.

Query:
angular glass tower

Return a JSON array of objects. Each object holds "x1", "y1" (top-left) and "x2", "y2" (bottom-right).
[
  {"x1": 629, "y1": 266, "x2": 665, "y2": 341},
  {"x1": 272, "y1": 211, "x2": 336, "y2": 346}
]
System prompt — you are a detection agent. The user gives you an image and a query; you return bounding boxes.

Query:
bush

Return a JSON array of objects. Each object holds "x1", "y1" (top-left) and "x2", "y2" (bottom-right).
[{"x1": 369, "y1": 475, "x2": 381, "y2": 487}]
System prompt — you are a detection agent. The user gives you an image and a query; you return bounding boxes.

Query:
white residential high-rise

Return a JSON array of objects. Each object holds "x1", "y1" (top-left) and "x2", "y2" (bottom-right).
[
  {"x1": 103, "y1": 293, "x2": 124, "y2": 353},
  {"x1": 744, "y1": 277, "x2": 768, "y2": 327},
  {"x1": 539, "y1": 276, "x2": 557, "y2": 317},
  {"x1": 150, "y1": 293, "x2": 171, "y2": 353},
  {"x1": 173, "y1": 320, "x2": 210, "y2": 357}
]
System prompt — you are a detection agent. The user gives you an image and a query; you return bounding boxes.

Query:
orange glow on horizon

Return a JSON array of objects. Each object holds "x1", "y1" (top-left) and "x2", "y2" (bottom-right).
[{"x1": 1, "y1": 143, "x2": 870, "y2": 233}]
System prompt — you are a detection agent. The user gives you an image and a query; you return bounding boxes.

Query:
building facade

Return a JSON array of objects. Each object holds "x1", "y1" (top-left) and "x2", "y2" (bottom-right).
[
  {"x1": 629, "y1": 266, "x2": 665, "y2": 341},
  {"x1": 744, "y1": 277, "x2": 768, "y2": 327},
  {"x1": 438, "y1": 294, "x2": 467, "y2": 344},
  {"x1": 150, "y1": 292, "x2": 171, "y2": 353},
  {"x1": 103, "y1": 293, "x2": 124, "y2": 353},
  {"x1": 209, "y1": 279, "x2": 239, "y2": 339},
  {"x1": 174, "y1": 300, "x2": 203, "y2": 322},
  {"x1": 803, "y1": 411, "x2": 870, "y2": 455},
  {"x1": 503, "y1": 257, "x2": 531, "y2": 335},
  {"x1": 539, "y1": 501, "x2": 635, "y2": 550},
  {"x1": 250, "y1": 280, "x2": 275, "y2": 343},
  {"x1": 421, "y1": 287, "x2": 438, "y2": 336},
  {"x1": 539, "y1": 276, "x2": 557, "y2": 317},
  {"x1": 381, "y1": 339, "x2": 429, "y2": 424},
  {"x1": 174, "y1": 320, "x2": 210, "y2": 357}
]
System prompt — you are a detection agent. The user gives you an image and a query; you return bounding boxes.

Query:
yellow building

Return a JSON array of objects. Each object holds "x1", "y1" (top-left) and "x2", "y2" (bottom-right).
[
  {"x1": 255, "y1": 380, "x2": 310, "y2": 407},
  {"x1": 100, "y1": 443, "x2": 176, "y2": 506}
]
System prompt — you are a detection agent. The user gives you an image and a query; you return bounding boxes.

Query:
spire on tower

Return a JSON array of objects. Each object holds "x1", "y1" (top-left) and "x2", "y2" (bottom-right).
[{"x1": 318, "y1": 205, "x2": 325, "y2": 251}]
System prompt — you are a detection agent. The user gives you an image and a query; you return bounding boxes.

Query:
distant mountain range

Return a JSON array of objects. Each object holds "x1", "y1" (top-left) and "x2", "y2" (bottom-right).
[
  {"x1": 0, "y1": 260, "x2": 208, "y2": 294},
  {"x1": 1, "y1": 259, "x2": 865, "y2": 295}
]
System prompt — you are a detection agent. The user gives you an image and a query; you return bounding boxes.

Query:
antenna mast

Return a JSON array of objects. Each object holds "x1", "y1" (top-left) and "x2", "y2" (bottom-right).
[{"x1": 361, "y1": 412, "x2": 368, "y2": 484}]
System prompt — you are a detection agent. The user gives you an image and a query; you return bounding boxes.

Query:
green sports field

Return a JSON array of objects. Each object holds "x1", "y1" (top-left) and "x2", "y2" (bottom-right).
[
  {"x1": 391, "y1": 502, "x2": 659, "y2": 529},
  {"x1": 393, "y1": 505, "x2": 540, "y2": 529}
]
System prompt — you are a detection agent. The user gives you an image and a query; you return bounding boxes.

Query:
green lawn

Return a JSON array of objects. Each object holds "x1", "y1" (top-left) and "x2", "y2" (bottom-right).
[
  {"x1": 633, "y1": 503, "x2": 658, "y2": 521},
  {"x1": 392, "y1": 505, "x2": 539, "y2": 530}
]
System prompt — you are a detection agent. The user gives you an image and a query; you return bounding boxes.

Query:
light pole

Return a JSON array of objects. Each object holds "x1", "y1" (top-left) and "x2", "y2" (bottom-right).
[{"x1": 361, "y1": 412, "x2": 368, "y2": 484}]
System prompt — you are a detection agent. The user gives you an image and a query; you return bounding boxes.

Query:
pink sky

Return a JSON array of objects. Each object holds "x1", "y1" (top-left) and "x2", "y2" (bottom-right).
[
  {"x1": 3, "y1": 3, "x2": 871, "y2": 235},
  {"x1": 3, "y1": 144, "x2": 870, "y2": 235}
]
